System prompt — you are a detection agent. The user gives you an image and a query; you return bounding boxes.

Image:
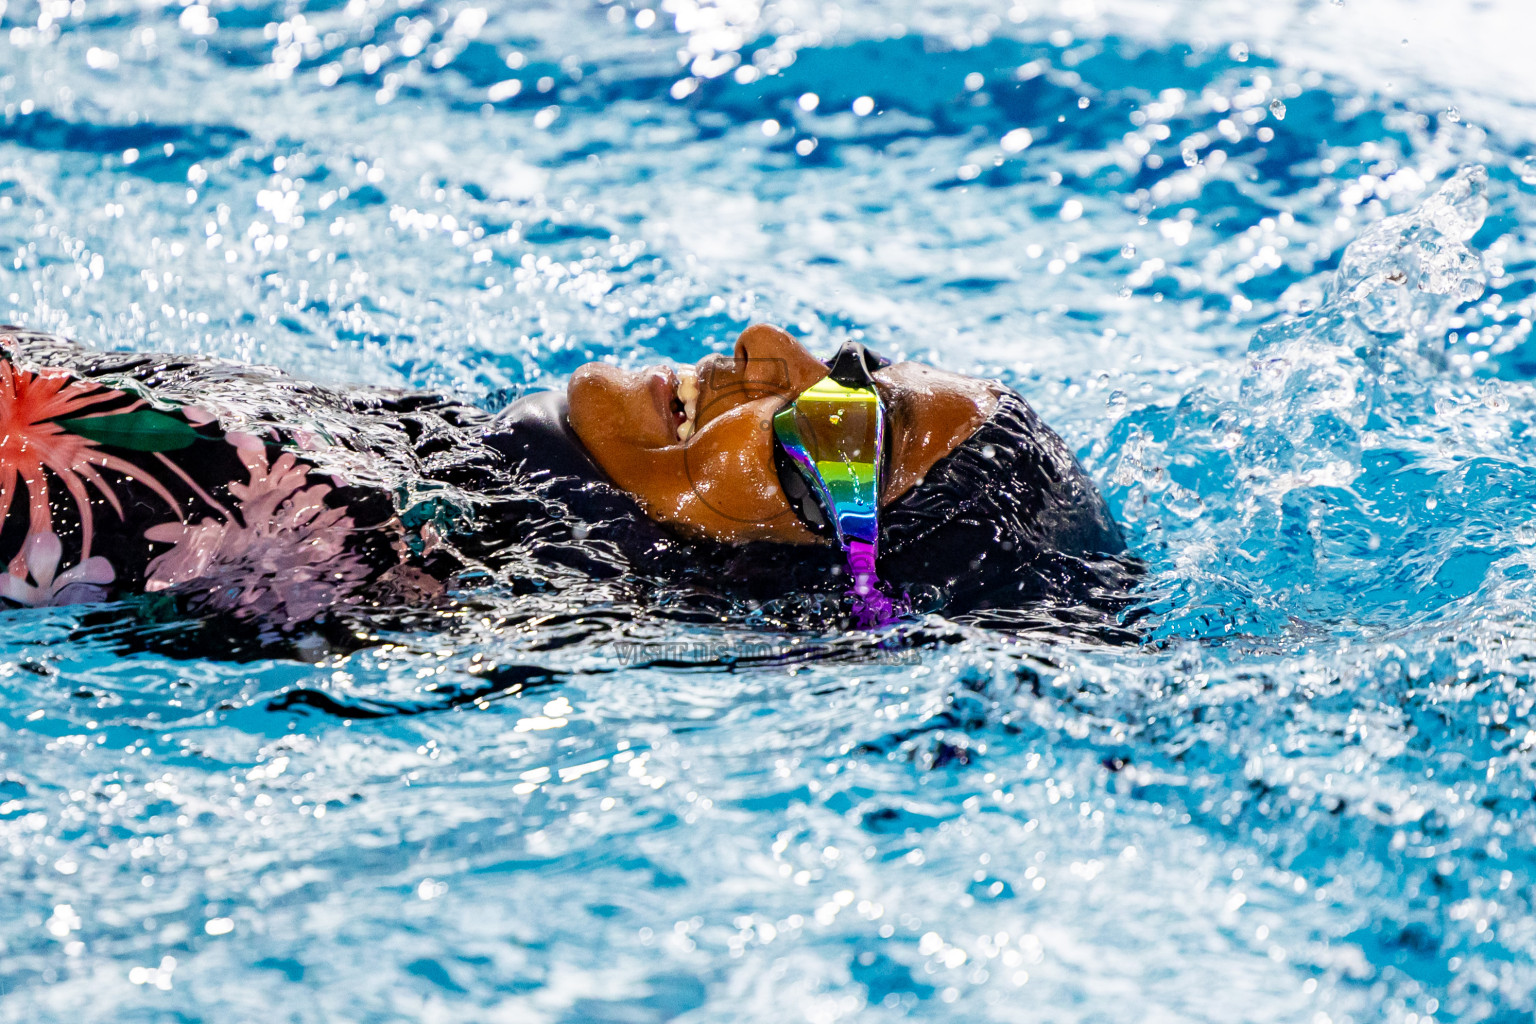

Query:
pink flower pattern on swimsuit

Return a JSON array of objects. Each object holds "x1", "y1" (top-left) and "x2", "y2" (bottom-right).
[
  {"x1": 144, "y1": 445, "x2": 375, "y2": 628},
  {"x1": 0, "y1": 355, "x2": 413, "y2": 623},
  {"x1": 0, "y1": 531, "x2": 115, "y2": 607}
]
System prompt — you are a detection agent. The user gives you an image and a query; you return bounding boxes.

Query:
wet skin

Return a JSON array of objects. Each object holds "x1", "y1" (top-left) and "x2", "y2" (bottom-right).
[{"x1": 567, "y1": 324, "x2": 999, "y2": 544}]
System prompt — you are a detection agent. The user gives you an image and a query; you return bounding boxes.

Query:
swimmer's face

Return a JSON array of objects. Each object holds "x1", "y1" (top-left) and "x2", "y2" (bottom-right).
[{"x1": 567, "y1": 324, "x2": 998, "y2": 544}]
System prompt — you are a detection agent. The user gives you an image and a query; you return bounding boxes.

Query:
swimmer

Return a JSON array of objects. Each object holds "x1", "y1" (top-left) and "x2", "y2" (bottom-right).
[{"x1": 0, "y1": 324, "x2": 1134, "y2": 633}]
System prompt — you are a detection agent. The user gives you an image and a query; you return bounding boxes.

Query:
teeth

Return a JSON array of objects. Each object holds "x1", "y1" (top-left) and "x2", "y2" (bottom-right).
[{"x1": 676, "y1": 368, "x2": 699, "y2": 442}]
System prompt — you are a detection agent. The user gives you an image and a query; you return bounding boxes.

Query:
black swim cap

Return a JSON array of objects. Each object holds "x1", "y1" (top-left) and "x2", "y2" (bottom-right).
[{"x1": 878, "y1": 388, "x2": 1132, "y2": 615}]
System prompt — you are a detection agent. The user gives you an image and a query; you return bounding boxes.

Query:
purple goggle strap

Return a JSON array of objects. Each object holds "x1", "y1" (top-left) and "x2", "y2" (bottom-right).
[{"x1": 846, "y1": 539, "x2": 896, "y2": 628}]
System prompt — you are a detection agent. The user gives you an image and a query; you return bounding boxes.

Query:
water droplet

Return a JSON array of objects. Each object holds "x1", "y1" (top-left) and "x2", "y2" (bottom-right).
[
  {"x1": 1444, "y1": 105, "x2": 1461, "y2": 123},
  {"x1": 1269, "y1": 98, "x2": 1286, "y2": 120},
  {"x1": 964, "y1": 72, "x2": 985, "y2": 92},
  {"x1": 981, "y1": 444, "x2": 997, "y2": 460},
  {"x1": 1120, "y1": 243, "x2": 1136, "y2": 258},
  {"x1": 1229, "y1": 42, "x2": 1249, "y2": 62},
  {"x1": 852, "y1": 96, "x2": 875, "y2": 116},
  {"x1": 1000, "y1": 127, "x2": 1034, "y2": 153},
  {"x1": 1520, "y1": 156, "x2": 1536, "y2": 185},
  {"x1": 1077, "y1": 96, "x2": 1090, "y2": 109},
  {"x1": 1182, "y1": 148, "x2": 1201, "y2": 167}
]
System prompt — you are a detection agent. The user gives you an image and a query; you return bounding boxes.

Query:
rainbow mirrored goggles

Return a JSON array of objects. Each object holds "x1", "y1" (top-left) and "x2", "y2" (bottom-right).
[{"x1": 773, "y1": 342, "x2": 896, "y2": 627}]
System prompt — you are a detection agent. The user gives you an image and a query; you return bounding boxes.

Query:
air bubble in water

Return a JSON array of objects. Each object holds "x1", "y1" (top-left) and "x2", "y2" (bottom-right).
[{"x1": 1269, "y1": 99, "x2": 1286, "y2": 120}]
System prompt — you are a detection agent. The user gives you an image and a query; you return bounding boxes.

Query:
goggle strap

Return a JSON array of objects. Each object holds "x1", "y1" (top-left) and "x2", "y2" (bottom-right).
[{"x1": 846, "y1": 539, "x2": 895, "y2": 628}]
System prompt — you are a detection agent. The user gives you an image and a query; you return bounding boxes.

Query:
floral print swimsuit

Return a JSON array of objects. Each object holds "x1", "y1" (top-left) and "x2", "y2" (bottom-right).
[{"x1": 0, "y1": 347, "x2": 425, "y2": 630}]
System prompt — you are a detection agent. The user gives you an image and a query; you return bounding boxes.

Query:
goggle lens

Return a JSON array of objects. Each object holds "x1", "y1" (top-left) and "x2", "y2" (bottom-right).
[
  {"x1": 773, "y1": 374, "x2": 895, "y2": 627},
  {"x1": 772, "y1": 377, "x2": 883, "y2": 547}
]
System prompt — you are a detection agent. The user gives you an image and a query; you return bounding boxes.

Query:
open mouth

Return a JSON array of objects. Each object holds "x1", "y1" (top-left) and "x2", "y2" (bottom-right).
[{"x1": 672, "y1": 366, "x2": 700, "y2": 442}]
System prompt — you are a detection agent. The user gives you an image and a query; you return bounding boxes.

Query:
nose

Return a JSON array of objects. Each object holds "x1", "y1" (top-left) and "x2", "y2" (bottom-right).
[{"x1": 726, "y1": 323, "x2": 830, "y2": 400}]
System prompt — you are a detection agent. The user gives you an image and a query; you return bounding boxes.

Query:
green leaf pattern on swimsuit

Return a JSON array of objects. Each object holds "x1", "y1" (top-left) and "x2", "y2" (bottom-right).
[{"x1": 56, "y1": 408, "x2": 200, "y2": 451}]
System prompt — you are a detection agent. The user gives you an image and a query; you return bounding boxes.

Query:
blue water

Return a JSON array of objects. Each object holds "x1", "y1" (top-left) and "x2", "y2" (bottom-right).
[{"x1": 4, "y1": 0, "x2": 1536, "y2": 1020}]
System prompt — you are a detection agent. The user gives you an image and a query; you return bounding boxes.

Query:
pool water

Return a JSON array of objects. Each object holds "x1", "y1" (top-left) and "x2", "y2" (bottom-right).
[{"x1": 3, "y1": 0, "x2": 1536, "y2": 1020}]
